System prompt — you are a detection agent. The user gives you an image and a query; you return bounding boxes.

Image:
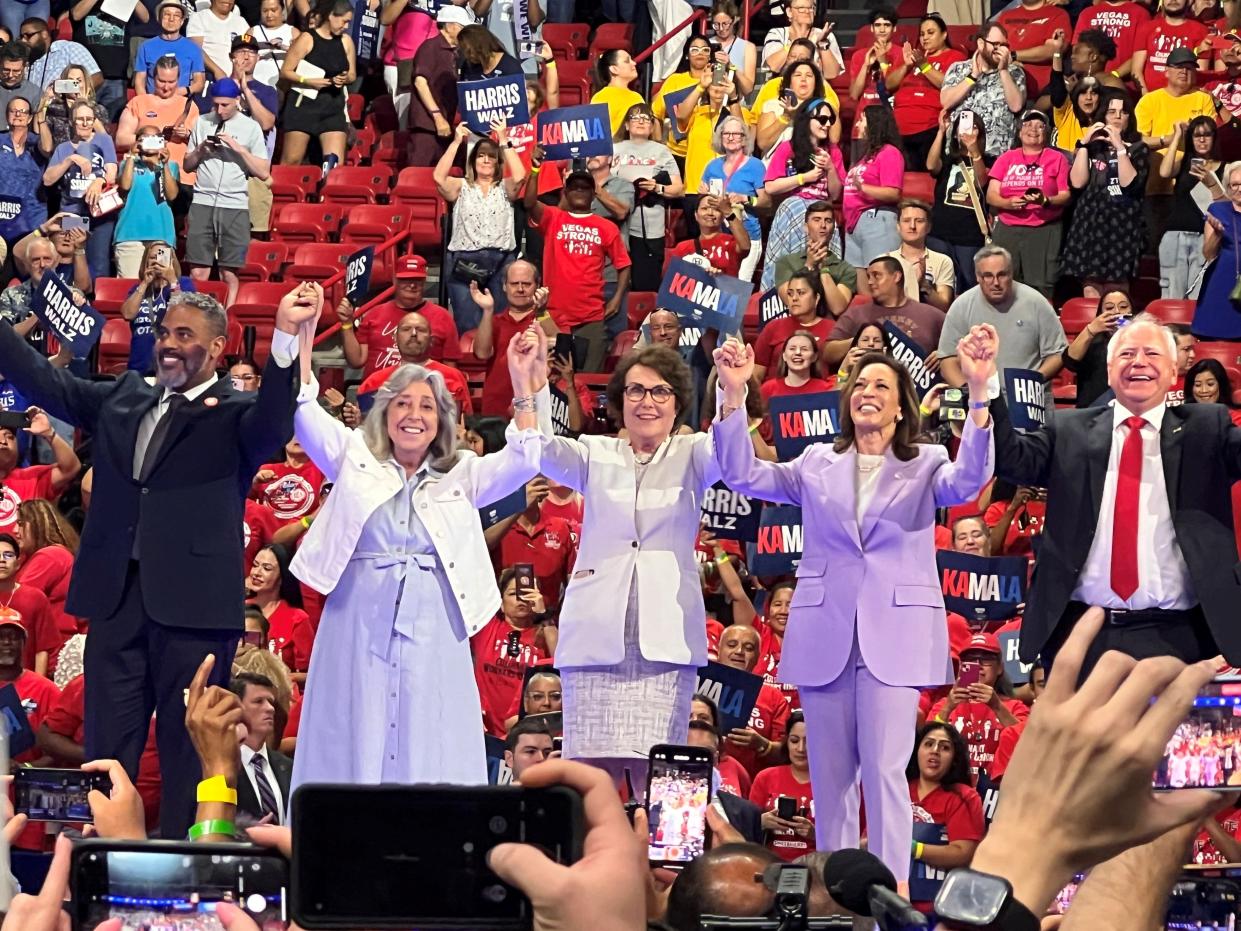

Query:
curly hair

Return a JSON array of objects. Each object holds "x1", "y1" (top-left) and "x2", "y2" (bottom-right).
[
  {"x1": 905, "y1": 721, "x2": 973, "y2": 791},
  {"x1": 606, "y1": 345, "x2": 695, "y2": 420},
  {"x1": 16, "y1": 499, "x2": 79, "y2": 556}
]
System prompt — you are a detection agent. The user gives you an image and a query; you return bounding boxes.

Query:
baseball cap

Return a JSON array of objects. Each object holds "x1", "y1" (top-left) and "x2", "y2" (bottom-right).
[
  {"x1": 1019, "y1": 109, "x2": 1050, "y2": 126},
  {"x1": 437, "y1": 4, "x2": 474, "y2": 25},
  {"x1": 0, "y1": 614, "x2": 27, "y2": 635},
  {"x1": 964, "y1": 632, "x2": 1001, "y2": 656},
  {"x1": 563, "y1": 168, "x2": 594, "y2": 189},
  {"x1": 395, "y1": 255, "x2": 428, "y2": 279},
  {"x1": 231, "y1": 33, "x2": 260, "y2": 54},
  {"x1": 210, "y1": 77, "x2": 242, "y2": 99},
  {"x1": 1166, "y1": 46, "x2": 1199, "y2": 68}
]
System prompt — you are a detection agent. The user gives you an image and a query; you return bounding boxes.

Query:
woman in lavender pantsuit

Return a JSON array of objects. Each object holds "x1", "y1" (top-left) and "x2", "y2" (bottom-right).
[{"x1": 711, "y1": 325, "x2": 998, "y2": 884}]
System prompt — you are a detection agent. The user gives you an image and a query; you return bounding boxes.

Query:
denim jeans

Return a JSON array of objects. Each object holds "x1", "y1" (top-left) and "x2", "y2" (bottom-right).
[
  {"x1": 1159, "y1": 229, "x2": 1206, "y2": 300},
  {"x1": 445, "y1": 248, "x2": 512, "y2": 333},
  {"x1": 85, "y1": 214, "x2": 117, "y2": 281},
  {"x1": 544, "y1": 0, "x2": 576, "y2": 21},
  {"x1": 1, "y1": 1, "x2": 48, "y2": 39}
]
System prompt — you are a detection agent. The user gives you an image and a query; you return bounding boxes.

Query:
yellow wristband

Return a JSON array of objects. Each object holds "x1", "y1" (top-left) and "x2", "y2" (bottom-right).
[
  {"x1": 796, "y1": 173, "x2": 804, "y2": 185},
  {"x1": 530, "y1": 165, "x2": 541, "y2": 175},
  {"x1": 545, "y1": 60, "x2": 557, "y2": 68},
  {"x1": 196, "y1": 775, "x2": 238, "y2": 806},
  {"x1": 964, "y1": 76, "x2": 976, "y2": 85},
  {"x1": 300, "y1": 516, "x2": 312, "y2": 530},
  {"x1": 298, "y1": 74, "x2": 305, "y2": 84},
  {"x1": 748, "y1": 422, "x2": 760, "y2": 434},
  {"x1": 716, "y1": 553, "x2": 731, "y2": 566},
  {"x1": 919, "y1": 404, "x2": 933, "y2": 417},
  {"x1": 913, "y1": 841, "x2": 925, "y2": 860},
  {"x1": 918, "y1": 62, "x2": 932, "y2": 74},
  {"x1": 339, "y1": 320, "x2": 353, "y2": 330}
]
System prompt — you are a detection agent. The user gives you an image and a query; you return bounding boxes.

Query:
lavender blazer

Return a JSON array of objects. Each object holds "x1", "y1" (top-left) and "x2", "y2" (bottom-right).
[{"x1": 715, "y1": 410, "x2": 995, "y2": 688}]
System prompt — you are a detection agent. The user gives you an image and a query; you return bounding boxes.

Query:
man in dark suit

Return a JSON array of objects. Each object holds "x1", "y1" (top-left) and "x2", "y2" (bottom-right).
[
  {"x1": 0, "y1": 284, "x2": 320, "y2": 837},
  {"x1": 989, "y1": 315, "x2": 1241, "y2": 671},
  {"x1": 230, "y1": 671, "x2": 292, "y2": 823}
]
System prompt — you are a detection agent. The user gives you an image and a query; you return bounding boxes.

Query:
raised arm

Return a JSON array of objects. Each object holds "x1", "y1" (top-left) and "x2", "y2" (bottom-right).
[{"x1": 0, "y1": 318, "x2": 112, "y2": 430}]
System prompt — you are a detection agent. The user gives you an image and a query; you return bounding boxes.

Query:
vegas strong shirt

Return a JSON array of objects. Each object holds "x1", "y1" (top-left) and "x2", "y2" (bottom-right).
[{"x1": 534, "y1": 205, "x2": 632, "y2": 330}]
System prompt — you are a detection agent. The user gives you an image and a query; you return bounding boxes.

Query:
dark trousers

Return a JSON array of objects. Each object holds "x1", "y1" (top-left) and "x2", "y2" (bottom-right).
[
  {"x1": 84, "y1": 561, "x2": 237, "y2": 839},
  {"x1": 1043, "y1": 600, "x2": 1218, "y2": 680}
]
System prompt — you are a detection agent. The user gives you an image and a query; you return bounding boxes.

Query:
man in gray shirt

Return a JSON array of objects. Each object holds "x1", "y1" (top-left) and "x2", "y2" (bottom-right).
[
  {"x1": 0, "y1": 43, "x2": 39, "y2": 133},
  {"x1": 937, "y1": 244, "x2": 1066, "y2": 388},
  {"x1": 589, "y1": 153, "x2": 634, "y2": 342}
]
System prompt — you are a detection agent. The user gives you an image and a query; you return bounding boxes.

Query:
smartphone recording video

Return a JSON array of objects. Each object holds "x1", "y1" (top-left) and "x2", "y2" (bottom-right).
[
  {"x1": 646, "y1": 744, "x2": 713, "y2": 868},
  {"x1": 1166, "y1": 878, "x2": 1240, "y2": 930},
  {"x1": 1154, "y1": 681, "x2": 1241, "y2": 790},
  {"x1": 15, "y1": 768, "x2": 110, "y2": 822},
  {"x1": 71, "y1": 840, "x2": 288, "y2": 931}
]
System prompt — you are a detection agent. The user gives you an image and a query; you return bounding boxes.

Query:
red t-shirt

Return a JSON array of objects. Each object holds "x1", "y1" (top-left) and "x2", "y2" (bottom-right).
[
  {"x1": 1193, "y1": 806, "x2": 1241, "y2": 864},
  {"x1": 253, "y1": 600, "x2": 311, "y2": 671},
  {"x1": 983, "y1": 499, "x2": 1045, "y2": 557},
  {"x1": 945, "y1": 612, "x2": 972, "y2": 660},
  {"x1": 495, "y1": 516, "x2": 577, "y2": 612},
  {"x1": 894, "y1": 48, "x2": 968, "y2": 136},
  {"x1": 718, "y1": 755, "x2": 753, "y2": 799},
  {"x1": 10, "y1": 669, "x2": 59, "y2": 765},
  {"x1": 927, "y1": 697, "x2": 1030, "y2": 780},
  {"x1": 360, "y1": 360, "x2": 474, "y2": 415},
  {"x1": 753, "y1": 316, "x2": 835, "y2": 376},
  {"x1": 534, "y1": 206, "x2": 632, "y2": 330},
  {"x1": 998, "y1": 3, "x2": 1071, "y2": 88},
  {"x1": 355, "y1": 300, "x2": 461, "y2": 378},
  {"x1": 17, "y1": 545, "x2": 75, "y2": 642},
  {"x1": 471, "y1": 614, "x2": 550, "y2": 737},
  {"x1": 481, "y1": 308, "x2": 543, "y2": 416},
  {"x1": 848, "y1": 45, "x2": 903, "y2": 121},
  {"x1": 728, "y1": 682, "x2": 792, "y2": 778},
  {"x1": 1074, "y1": 1, "x2": 1152, "y2": 72},
  {"x1": 749, "y1": 765, "x2": 815, "y2": 861},
  {"x1": 250, "y1": 460, "x2": 328, "y2": 527},
  {"x1": 0, "y1": 465, "x2": 59, "y2": 532},
  {"x1": 666, "y1": 233, "x2": 744, "y2": 279},
  {"x1": 0, "y1": 584, "x2": 59, "y2": 670},
  {"x1": 243, "y1": 499, "x2": 277, "y2": 571},
  {"x1": 541, "y1": 494, "x2": 584, "y2": 528},
  {"x1": 909, "y1": 781, "x2": 986, "y2": 902},
  {"x1": 1135, "y1": 16, "x2": 1210, "y2": 90},
  {"x1": 760, "y1": 377, "x2": 836, "y2": 403}
]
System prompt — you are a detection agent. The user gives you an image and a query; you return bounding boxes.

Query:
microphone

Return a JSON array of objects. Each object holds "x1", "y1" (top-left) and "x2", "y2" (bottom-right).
[{"x1": 823, "y1": 849, "x2": 928, "y2": 930}]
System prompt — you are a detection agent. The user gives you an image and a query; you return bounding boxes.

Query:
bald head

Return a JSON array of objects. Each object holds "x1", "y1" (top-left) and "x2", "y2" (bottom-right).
[
  {"x1": 649, "y1": 309, "x2": 681, "y2": 349},
  {"x1": 504, "y1": 259, "x2": 541, "y2": 311},
  {"x1": 718, "y1": 624, "x2": 761, "y2": 672},
  {"x1": 396, "y1": 311, "x2": 431, "y2": 362},
  {"x1": 665, "y1": 844, "x2": 778, "y2": 931}
]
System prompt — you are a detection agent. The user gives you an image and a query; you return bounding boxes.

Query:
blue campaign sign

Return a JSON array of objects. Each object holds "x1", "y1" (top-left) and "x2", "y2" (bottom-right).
[
  {"x1": 535, "y1": 104, "x2": 614, "y2": 160},
  {"x1": 479, "y1": 482, "x2": 528, "y2": 529},
  {"x1": 752, "y1": 505, "x2": 803, "y2": 575},
  {"x1": 909, "y1": 822, "x2": 949, "y2": 904},
  {"x1": 0, "y1": 683, "x2": 34, "y2": 757},
  {"x1": 31, "y1": 271, "x2": 104, "y2": 358},
  {"x1": 757, "y1": 285, "x2": 787, "y2": 330},
  {"x1": 0, "y1": 197, "x2": 24, "y2": 240},
  {"x1": 1003, "y1": 368, "x2": 1047, "y2": 432},
  {"x1": 344, "y1": 246, "x2": 374, "y2": 305},
  {"x1": 700, "y1": 480, "x2": 761, "y2": 542},
  {"x1": 458, "y1": 73, "x2": 531, "y2": 137},
  {"x1": 548, "y1": 384, "x2": 573, "y2": 437},
  {"x1": 351, "y1": 0, "x2": 380, "y2": 61},
  {"x1": 484, "y1": 733, "x2": 512, "y2": 785},
  {"x1": 768, "y1": 391, "x2": 840, "y2": 462},
  {"x1": 936, "y1": 550, "x2": 1029, "y2": 623},
  {"x1": 882, "y1": 322, "x2": 936, "y2": 394},
  {"x1": 998, "y1": 628, "x2": 1031, "y2": 685},
  {"x1": 695, "y1": 660, "x2": 762, "y2": 734},
  {"x1": 661, "y1": 84, "x2": 695, "y2": 142},
  {"x1": 656, "y1": 258, "x2": 750, "y2": 335}
]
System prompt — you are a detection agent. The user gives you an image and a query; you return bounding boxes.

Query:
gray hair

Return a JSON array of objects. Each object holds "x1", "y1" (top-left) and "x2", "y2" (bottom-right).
[
  {"x1": 167, "y1": 291, "x2": 228, "y2": 339},
  {"x1": 1105, "y1": 312, "x2": 1178, "y2": 363},
  {"x1": 361, "y1": 363, "x2": 459, "y2": 469},
  {"x1": 973, "y1": 244, "x2": 1012, "y2": 270},
  {"x1": 712, "y1": 114, "x2": 753, "y2": 156}
]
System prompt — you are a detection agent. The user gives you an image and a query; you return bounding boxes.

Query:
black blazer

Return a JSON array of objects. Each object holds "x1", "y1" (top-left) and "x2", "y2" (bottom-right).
[
  {"x1": 991, "y1": 395, "x2": 1241, "y2": 664},
  {"x1": 236, "y1": 748, "x2": 294, "y2": 822},
  {"x1": 0, "y1": 322, "x2": 295, "y2": 630},
  {"x1": 717, "y1": 791, "x2": 764, "y2": 845}
]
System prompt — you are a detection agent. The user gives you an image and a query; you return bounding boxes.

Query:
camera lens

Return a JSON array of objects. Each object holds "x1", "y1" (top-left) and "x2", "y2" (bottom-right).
[
  {"x1": 488, "y1": 816, "x2": 508, "y2": 834},
  {"x1": 482, "y1": 884, "x2": 508, "y2": 903}
]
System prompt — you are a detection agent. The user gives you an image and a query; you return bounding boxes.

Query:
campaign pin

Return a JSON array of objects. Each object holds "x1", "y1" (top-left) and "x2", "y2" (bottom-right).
[{"x1": 204, "y1": 397, "x2": 219, "y2": 407}]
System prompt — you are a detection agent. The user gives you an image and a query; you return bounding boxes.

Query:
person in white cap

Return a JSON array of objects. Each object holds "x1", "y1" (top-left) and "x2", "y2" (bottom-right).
[{"x1": 409, "y1": 4, "x2": 472, "y2": 166}]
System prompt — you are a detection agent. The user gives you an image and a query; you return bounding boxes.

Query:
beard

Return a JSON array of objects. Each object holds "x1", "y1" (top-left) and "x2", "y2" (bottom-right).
[{"x1": 155, "y1": 344, "x2": 209, "y2": 389}]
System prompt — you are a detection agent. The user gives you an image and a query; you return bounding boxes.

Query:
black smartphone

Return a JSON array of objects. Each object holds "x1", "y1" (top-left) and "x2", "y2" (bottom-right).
[
  {"x1": 1154, "y1": 679, "x2": 1241, "y2": 790},
  {"x1": 645, "y1": 743, "x2": 713, "y2": 869},
  {"x1": 241, "y1": 629, "x2": 264, "y2": 647},
  {"x1": 15, "y1": 768, "x2": 110, "y2": 822},
  {"x1": 70, "y1": 838, "x2": 288, "y2": 931},
  {"x1": 552, "y1": 736, "x2": 563, "y2": 752},
  {"x1": 553, "y1": 332, "x2": 576, "y2": 370},
  {"x1": 1165, "y1": 877, "x2": 1241, "y2": 929},
  {"x1": 290, "y1": 784, "x2": 584, "y2": 929},
  {"x1": 776, "y1": 795, "x2": 796, "y2": 821},
  {"x1": 514, "y1": 562, "x2": 536, "y2": 599}
]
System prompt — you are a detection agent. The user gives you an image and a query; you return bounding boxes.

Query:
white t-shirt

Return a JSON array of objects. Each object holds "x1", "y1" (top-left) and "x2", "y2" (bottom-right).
[
  {"x1": 188, "y1": 110, "x2": 268, "y2": 210},
  {"x1": 761, "y1": 26, "x2": 843, "y2": 71},
  {"x1": 187, "y1": 8, "x2": 250, "y2": 74},
  {"x1": 883, "y1": 247, "x2": 956, "y2": 302},
  {"x1": 251, "y1": 22, "x2": 296, "y2": 87}
]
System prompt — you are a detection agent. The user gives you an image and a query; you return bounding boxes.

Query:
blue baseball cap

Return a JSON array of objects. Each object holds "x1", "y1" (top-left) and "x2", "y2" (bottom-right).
[{"x1": 210, "y1": 77, "x2": 242, "y2": 99}]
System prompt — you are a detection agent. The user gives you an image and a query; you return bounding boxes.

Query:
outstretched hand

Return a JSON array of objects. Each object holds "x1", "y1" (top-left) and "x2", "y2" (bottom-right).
[
  {"x1": 275, "y1": 282, "x2": 324, "y2": 335},
  {"x1": 713, "y1": 337, "x2": 754, "y2": 405},
  {"x1": 508, "y1": 322, "x2": 549, "y2": 396},
  {"x1": 956, "y1": 323, "x2": 998, "y2": 392}
]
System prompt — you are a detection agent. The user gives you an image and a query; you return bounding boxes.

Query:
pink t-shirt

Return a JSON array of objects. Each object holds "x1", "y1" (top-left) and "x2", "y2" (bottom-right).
[
  {"x1": 988, "y1": 146, "x2": 1071, "y2": 228},
  {"x1": 382, "y1": 8, "x2": 438, "y2": 65},
  {"x1": 842, "y1": 144, "x2": 904, "y2": 232},
  {"x1": 763, "y1": 140, "x2": 846, "y2": 205}
]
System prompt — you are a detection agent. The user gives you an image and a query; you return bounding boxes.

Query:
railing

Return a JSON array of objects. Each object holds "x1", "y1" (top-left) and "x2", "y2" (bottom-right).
[{"x1": 634, "y1": 0, "x2": 774, "y2": 96}]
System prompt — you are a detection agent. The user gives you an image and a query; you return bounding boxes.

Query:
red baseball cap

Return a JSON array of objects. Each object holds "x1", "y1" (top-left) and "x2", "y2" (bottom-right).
[
  {"x1": 395, "y1": 255, "x2": 427, "y2": 279},
  {"x1": 0, "y1": 616, "x2": 27, "y2": 635},
  {"x1": 964, "y1": 632, "x2": 1001, "y2": 656}
]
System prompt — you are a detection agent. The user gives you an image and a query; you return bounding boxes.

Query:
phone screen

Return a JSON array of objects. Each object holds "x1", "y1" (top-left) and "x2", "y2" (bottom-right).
[
  {"x1": 1166, "y1": 878, "x2": 1240, "y2": 929},
  {"x1": 72, "y1": 842, "x2": 288, "y2": 931},
  {"x1": 1154, "y1": 680, "x2": 1241, "y2": 790},
  {"x1": 646, "y1": 744, "x2": 712, "y2": 867},
  {"x1": 15, "y1": 768, "x2": 110, "y2": 822},
  {"x1": 514, "y1": 563, "x2": 535, "y2": 598},
  {"x1": 1051, "y1": 873, "x2": 1088, "y2": 915}
]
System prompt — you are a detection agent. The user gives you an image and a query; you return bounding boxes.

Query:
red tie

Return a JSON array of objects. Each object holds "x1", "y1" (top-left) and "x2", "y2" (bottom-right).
[{"x1": 1110, "y1": 415, "x2": 1146, "y2": 601}]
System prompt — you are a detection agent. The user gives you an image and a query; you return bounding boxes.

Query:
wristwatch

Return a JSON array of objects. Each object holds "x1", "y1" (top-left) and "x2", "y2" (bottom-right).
[{"x1": 933, "y1": 869, "x2": 1040, "y2": 931}]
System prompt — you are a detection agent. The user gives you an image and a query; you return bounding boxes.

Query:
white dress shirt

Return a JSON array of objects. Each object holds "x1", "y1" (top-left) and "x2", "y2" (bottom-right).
[
  {"x1": 240, "y1": 743, "x2": 285, "y2": 824},
  {"x1": 1072, "y1": 401, "x2": 1196, "y2": 610}
]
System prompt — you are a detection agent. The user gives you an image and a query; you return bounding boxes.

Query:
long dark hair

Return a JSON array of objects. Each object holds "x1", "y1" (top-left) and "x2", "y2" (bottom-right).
[
  {"x1": 1186, "y1": 358, "x2": 1238, "y2": 409},
  {"x1": 788, "y1": 95, "x2": 834, "y2": 174},
  {"x1": 1069, "y1": 76, "x2": 1104, "y2": 127},
  {"x1": 1097, "y1": 88, "x2": 1141, "y2": 146},
  {"x1": 784, "y1": 268, "x2": 827, "y2": 317},
  {"x1": 905, "y1": 722, "x2": 973, "y2": 791},
  {"x1": 860, "y1": 103, "x2": 902, "y2": 160},
  {"x1": 249, "y1": 543, "x2": 304, "y2": 609},
  {"x1": 850, "y1": 321, "x2": 893, "y2": 354},
  {"x1": 594, "y1": 48, "x2": 630, "y2": 91},
  {"x1": 945, "y1": 108, "x2": 987, "y2": 162},
  {"x1": 1181, "y1": 115, "x2": 1220, "y2": 168},
  {"x1": 833, "y1": 351, "x2": 923, "y2": 461}
]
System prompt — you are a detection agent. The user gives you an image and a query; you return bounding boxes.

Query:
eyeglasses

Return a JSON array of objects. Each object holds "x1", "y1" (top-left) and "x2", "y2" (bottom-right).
[
  {"x1": 74, "y1": 117, "x2": 95, "y2": 124},
  {"x1": 983, "y1": 38, "x2": 1010, "y2": 49},
  {"x1": 1228, "y1": 182, "x2": 1241, "y2": 190},
  {"x1": 232, "y1": 373, "x2": 258, "y2": 383},
  {"x1": 978, "y1": 271, "x2": 1012, "y2": 281},
  {"x1": 623, "y1": 383, "x2": 675, "y2": 403},
  {"x1": 19, "y1": 30, "x2": 44, "y2": 40},
  {"x1": 0, "y1": 553, "x2": 17, "y2": 562},
  {"x1": 711, "y1": 18, "x2": 733, "y2": 27},
  {"x1": 628, "y1": 114, "x2": 653, "y2": 123},
  {"x1": 7, "y1": 109, "x2": 30, "y2": 117}
]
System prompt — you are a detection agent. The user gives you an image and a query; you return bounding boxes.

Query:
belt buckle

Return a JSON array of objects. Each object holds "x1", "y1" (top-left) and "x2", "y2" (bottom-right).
[{"x1": 1106, "y1": 607, "x2": 1132, "y2": 625}]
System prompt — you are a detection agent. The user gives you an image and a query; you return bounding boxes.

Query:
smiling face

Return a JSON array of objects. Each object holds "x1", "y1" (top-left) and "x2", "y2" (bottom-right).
[
  {"x1": 385, "y1": 380, "x2": 439, "y2": 465},
  {"x1": 718, "y1": 625, "x2": 760, "y2": 672},
  {"x1": 622, "y1": 363, "x2": 678, "y2": 445},
  {"x1": 155, "y1": 304, "x2": 226, "y2": 390},
  {"x1": 952, "y1": 516, "x2": 989, "y2": 556},
  {"x1": 247, "y1": 548, "x2": 280, "y2": 596},
  {"x1": 766, "y1": 585, "x2": 792, "y2": 634},
  {"x1": 917, "y1": 726, "x2": 956, "y2": 783},
  {"x1": 849, "y1": 362, "x2": 902, "y2": 434},
  {"x1": 782, "y1": 332, "x2": 816, "y2": 376},
  {"x1": 648, "y1": 310, "x2": 681, "y2": 349},
  {"x1": 808, "y1": 104, "x2": 833, "y2": 142},
  {"x1": 1194, "y1": 369, "x2": 1222, "y2": 403},
  {"x1": 1107, "y1": 322, "x2": 1176, "y2": 414}
]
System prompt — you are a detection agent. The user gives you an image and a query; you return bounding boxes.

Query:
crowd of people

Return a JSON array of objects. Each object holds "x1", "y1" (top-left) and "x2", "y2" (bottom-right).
[{"x1": 1, "y1": 0, "x2": 1241, "y2": 927}]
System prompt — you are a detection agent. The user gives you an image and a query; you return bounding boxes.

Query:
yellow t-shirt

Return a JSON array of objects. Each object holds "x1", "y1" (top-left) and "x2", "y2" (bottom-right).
[
  {"x1": 591, "y1": 86, "x2": 647, "y2": 138},
  {"x1": 1052, "y1": 100, "x2": 1085, "y2": 152},
  {"x1": 1135, "y1": 88, "x2": 1217, "y2": 194},
  {"x1": 652, "y1": 71, "x2": 699, "y2": 159},
  {"x1": 682, "y1": 104, "x2": 730, "y2": 194},
  {"x1": 745, "y1": 76, "x2": 840, "y2": 126}
]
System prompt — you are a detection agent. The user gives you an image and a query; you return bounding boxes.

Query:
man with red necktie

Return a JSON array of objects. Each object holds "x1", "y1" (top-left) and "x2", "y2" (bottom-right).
[{"x1": 989, "y1": 314, "x2": 1240, "y2": 672}]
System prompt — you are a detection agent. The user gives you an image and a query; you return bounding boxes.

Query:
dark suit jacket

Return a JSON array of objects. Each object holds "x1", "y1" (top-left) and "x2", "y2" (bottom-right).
[
  {"x1": 991, "y1": 395, "x2": 1241, "y2": 664},
  {"x1": 0, "y1": 321, "x2": 295, "y2": 629},
  {"x1": 717, "y1": 791, "x2": 764, "y2": 845},
  {"x1": 236, "y1": 748, "x2": 294, "y2": 822}
]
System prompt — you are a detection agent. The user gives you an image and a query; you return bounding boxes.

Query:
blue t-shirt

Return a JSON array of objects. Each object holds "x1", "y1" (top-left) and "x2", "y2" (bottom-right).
[
  {"x1": 126, "y1": 276, "x2": 197, "y2": 373},
  {"x1": 134, "y1": 35, "x2": 205, "y2": 89},
  {"x1": 114, "y1": 161, "x2": 178, "y2": 246},
  {"x1": 50, "y1": 135, "x2": 117, "y2": 217},
  {"x1": 0, "y1": 134, "x2": 48, "y2": 242},
  {"x1": 699, "y1": 155, "x2": 766, "y2": 241}
]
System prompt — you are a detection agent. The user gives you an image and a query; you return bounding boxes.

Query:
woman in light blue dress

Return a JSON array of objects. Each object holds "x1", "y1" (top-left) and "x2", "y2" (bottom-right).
[{"x1": 288, "y1": 327, "x2": 547, "y2": 788}]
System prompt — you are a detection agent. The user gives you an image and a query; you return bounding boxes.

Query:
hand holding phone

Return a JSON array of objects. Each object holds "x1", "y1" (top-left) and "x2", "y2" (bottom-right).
[
  {"x1": 957, "y1": 661, "x2": 981, "y2": 689},
  {"x1": 14, "y1": 767, "x2": 110, "y2": 822},
  {"x1": 645, "y1": 744, "x2": 713, "y2": 868}
]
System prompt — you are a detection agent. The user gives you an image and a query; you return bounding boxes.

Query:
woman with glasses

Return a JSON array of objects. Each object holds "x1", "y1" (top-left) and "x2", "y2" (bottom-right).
[
  {"x1": 41, "y1": 100, "x2": 118, "y2": 280},
  {"x1": 119, "y1": 242, "x2": 197, "y2": 375},
  {"x1": 1195, "y1": 163, "x2": 1241, "y2": 339},
  {"x1": 1159, "y1": 116, "x2": 1224, "y2": 299},
  {"x1": 762, "y1": 0, "x2": 842, "y2": 79},
  {"x1": 700, "y1": 116, "x2": 767, "y2": 282},
  {"x1": 760, "y1": 98, "x2": 844, "y2": 291},
  {"x1": 652, "y1": 35, "x2": 715, "y2": 176},
  {"x1": 530, "y1": 344, "x2": 726, "y2": 791},
  {"x1": 113, "y1": 124, "x2": 181, "y2": 279},
  {"x1": 0, "y1": 96, "x2": 47, "y2": 259},
  {"x1": 708, "y1": 0, "x2": 756, "y2": 97},
  {"x1": 842, "y1": 104, "x2": 904, "y2": 269},
  {"x1": 888, "y1": 15, "x2": 966, "y2": 172},
  {"x1": 612, "y1": 103, "x2": 684, "y2": 291}
]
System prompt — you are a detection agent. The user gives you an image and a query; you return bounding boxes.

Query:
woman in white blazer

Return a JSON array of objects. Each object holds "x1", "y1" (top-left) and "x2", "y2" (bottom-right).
[
  {"x1": 288, "y1": 326, "x2": 547, "y2": 790},
  {"x1": 535, "y1": 344, "x2": 722, "y2": 787}
]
